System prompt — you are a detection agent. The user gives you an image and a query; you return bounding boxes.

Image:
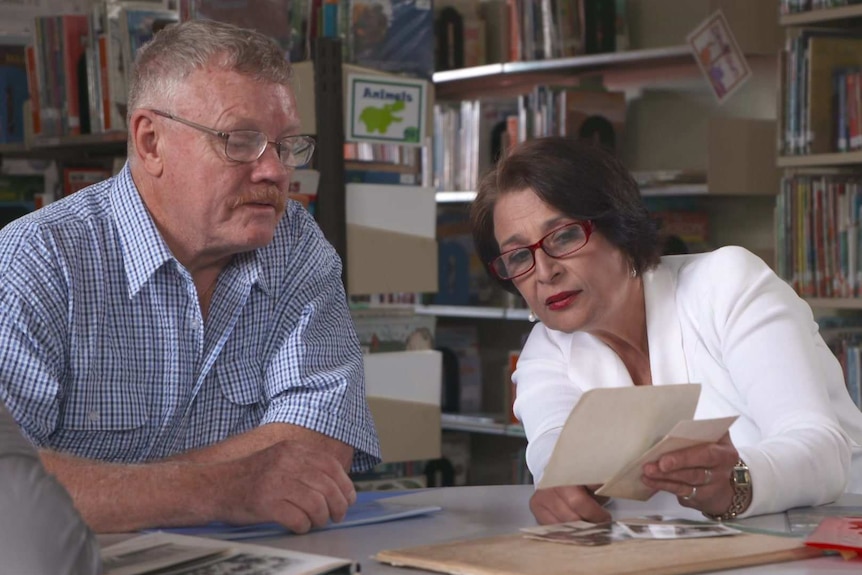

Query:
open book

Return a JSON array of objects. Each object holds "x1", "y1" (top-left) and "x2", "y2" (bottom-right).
[
  {"x1": 538, "y1": 384, "x2": 737, "y2": 500},
  {"x1": 102, "y1": 532, "x2": 356, "y2": 575}
]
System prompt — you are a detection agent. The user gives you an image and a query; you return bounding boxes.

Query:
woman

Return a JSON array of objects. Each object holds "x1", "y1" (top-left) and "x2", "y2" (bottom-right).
[{"x1": 471, "y1": 137, "x2": 862, "y2": 524}]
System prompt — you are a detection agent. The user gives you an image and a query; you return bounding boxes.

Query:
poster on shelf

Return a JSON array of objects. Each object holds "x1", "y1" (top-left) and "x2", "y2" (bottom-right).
[
  {"x1": 686, "y1": 10, "x2": 751, "y2": 105},
  {"x1": 346, "y1": 72, "x2": 427, "y2": 146}
]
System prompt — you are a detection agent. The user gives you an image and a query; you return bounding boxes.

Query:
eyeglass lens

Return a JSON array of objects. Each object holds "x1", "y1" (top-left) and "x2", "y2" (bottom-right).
[
  {"x1": 224, "y1": 132, "x2": 314, "y2": 167},
  {"x1": 494, "y1": 223, "x2": 588, "y2": 280}
]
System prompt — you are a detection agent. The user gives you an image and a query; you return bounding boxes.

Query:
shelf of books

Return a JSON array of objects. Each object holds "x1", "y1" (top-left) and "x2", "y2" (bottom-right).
[
  {"x1": 0, "y1": 132, "x2": 127, "y2": 160},
  {"x1": 779, "y1": 2, "x2": 862, "y2": 27},
  {"x1": 806, "y1": 298, "x2": 862, "y2": 310}
]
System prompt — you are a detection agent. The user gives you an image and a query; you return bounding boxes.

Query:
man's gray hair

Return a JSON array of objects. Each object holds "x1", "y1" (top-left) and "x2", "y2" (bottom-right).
[{"x1": 127, "y1": 19, "x2": 293, "y2": 119}]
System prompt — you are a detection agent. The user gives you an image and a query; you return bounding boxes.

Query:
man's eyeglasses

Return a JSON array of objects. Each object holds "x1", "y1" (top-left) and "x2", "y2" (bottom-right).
[
  {"x1": 149, "y1": 109, "x2": 315, "y2": 168},
  {"x1": 489, "y1": 221, "x2": 593, "y2": 281}
]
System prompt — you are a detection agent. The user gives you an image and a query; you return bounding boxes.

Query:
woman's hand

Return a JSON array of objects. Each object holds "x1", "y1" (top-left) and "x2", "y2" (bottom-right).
[
  {"x1": 640, "y1": 432, "x2": 741, "y2": 517},
  {"x1": 529, "y1": 484, "x2": 612, "y2": 525}
]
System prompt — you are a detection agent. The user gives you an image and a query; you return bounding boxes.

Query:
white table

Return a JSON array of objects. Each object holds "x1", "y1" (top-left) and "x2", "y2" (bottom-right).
[{"x1": 234, "y1": 485, "x2": 862, "y2": 574}]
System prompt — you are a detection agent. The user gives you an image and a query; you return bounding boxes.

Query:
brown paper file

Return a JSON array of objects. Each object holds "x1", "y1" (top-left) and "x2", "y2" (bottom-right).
[
  {"x1": 595, "y1": 415, "x2": 738, "y2": 500},
  {"x1": 539, "y1": 384, "x2": 702, "y2": 489},
  {"x1": 375, "y1": 531, "x2": 823, "y2": 575}
]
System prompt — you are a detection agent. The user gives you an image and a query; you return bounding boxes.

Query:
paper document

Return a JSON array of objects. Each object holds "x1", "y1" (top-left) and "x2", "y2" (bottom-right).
[
  {"x1": 102, "y1": 532, "x2": 356, "y2": 575},
  {"x1": 539, "y1": 384, "x2": 737, "y2": 500},
  {"x1": 146, "y1": 491, "x2": 442, "y2": 540}
]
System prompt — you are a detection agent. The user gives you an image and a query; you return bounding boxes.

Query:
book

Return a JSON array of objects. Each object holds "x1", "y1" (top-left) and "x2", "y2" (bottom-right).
[
  {"x1": 102, "y1": 531, "x2": 357, "y2": 575},
  {"x1": 349, "y1": 0, "x2": 434, "y2": 78},
  {"x1": 63, "y1": 167, "x2": 111, "y2": 196},
  {"x1": 805, "y1": 516, "x2": 862, "y2": 558},
  {"x1": 375, "y1": 529, "x2": 822, "y2": 575},
  {"x1": 0, "y1": 44, "x2": 28, "y2": 144},
  {"x1": 538, "y1": 385, "x2": 737, "y2": 501}
]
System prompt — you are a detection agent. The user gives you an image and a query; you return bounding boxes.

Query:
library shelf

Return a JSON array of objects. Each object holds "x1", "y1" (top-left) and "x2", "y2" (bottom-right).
[
  {"x1": 777, "y1": 151, "x2": 862, "y2": 168},
  {"x1": 805, "y1": 298, "x2": 862, "y2": 310},
  {"x1": 436, "y1": 191, "x2": 477, "y2": 203},
  {"x1": 441, "y1": 413, "x2": 526, "y2": 437},
  {"x1": 779, "y1": 4, "x2": 862, "y2": 27},
  {"x1": 415, "y1": 304, "x2": 531, "y2": 321},
  {"x1": 0, "y1": 132, "x2": 127, "y2": 161},
  {"x1": 432, "y1": 45, "x2": 694, "y2": 100}
]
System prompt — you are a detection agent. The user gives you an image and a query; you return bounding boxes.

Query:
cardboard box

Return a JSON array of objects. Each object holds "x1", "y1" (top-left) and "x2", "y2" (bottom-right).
[
  {"x1": 346, "y1": 183, "x2": 436, "y2": 239},
  {"x1": 347, "y1": 224, "x2": 438, "y2": 295},
  {"x1": 627, "y1": 0, "x2": 780, "y2": 54},
  {"x1": 367, "y1": 397, "x2": 441, "y2": 463},
  {"x1": 365, "y1": 350, "x2": 442, "y2": 463}
]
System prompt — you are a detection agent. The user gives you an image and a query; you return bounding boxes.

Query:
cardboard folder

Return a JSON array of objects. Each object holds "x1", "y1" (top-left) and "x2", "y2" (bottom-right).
[{"x1": 375, "y1": 531, "x2": 823, "y2": 575}]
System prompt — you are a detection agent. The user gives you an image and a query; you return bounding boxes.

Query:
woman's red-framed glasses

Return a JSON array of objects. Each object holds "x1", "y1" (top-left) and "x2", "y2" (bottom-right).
[{"x1": 490, "y1": 221, "x2": 593, "y2": 281}]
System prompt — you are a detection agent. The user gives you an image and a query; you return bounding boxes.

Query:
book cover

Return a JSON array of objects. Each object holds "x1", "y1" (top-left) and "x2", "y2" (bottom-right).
[
  {"x1": 60, "y1": 14, "x2": 89, "y2": 136},
  {"x1": 350, "y1": 0, "x2": 434, "y2": 78},
  {"x1": 63, "y1": 167, "x2": 111, "y2": 196},
  {"x1": 0, "y1": 44, "x2": 27, "y2": 144}
]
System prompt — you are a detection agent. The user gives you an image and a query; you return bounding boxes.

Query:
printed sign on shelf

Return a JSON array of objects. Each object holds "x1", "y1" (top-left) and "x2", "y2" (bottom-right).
[
  {"x1": 687, "y1": 10, "x2": 751, "y2": 105},
  {"x1": 346, "y1": 73, "x2": 427, "y2": 146}
]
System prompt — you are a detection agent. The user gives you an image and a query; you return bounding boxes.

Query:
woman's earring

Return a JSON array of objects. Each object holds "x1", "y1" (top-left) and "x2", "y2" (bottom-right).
[
  {"x1": 528, "y1": 311, "x2": 538, "y2": 323},
  {"x1": 630, "y1": 266, "x2": 637, "y2": 278}
]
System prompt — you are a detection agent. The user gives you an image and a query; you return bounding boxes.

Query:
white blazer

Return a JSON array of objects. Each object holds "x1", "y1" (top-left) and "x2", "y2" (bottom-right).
[{"x1": 514, "y1": 246, "x2": 862, "y2": 517}]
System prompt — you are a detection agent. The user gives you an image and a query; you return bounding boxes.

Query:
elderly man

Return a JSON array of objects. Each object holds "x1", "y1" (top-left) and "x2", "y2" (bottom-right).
[{"x1": 0, "y1": 20, "x2": 379, "y2": 533}]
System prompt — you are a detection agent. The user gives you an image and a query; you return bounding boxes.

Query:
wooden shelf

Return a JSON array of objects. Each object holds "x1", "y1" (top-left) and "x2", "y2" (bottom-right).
[
  {"x1": 778, "y1": 151, "x2": 862, "y2": 168},
  {"x1": 433, "y1": 45, "x2": 694, "y2": 100},
  {"x1": 0, "y1": 132, "x2": 127, "y2": 160},
  {"x1": 805, "y1": 298, "x2": 862, "y2": 310},
  {"x1": 441, "y1": 413, "x2": 526, "y2": 437},
  {"x1": 415, "y1": 304, "x2": 531, "y2": 321},
  {"x1": 780, "y1": 5, "x2": 862, "y2": 27}
]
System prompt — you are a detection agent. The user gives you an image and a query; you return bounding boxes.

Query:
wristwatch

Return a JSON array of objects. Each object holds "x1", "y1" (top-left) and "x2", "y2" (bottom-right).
[{"x1": 703, "y1": 459, "x2": 752, "y2": 521}]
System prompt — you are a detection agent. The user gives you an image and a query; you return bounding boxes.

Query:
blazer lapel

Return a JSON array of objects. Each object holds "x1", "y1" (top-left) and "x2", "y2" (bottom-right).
[{"x1": 643, "y1": 264, "x2": 690, "y2": 386}]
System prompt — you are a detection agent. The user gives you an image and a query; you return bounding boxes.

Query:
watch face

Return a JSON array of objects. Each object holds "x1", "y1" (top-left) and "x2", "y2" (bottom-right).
[{"x1": 732, "y1": 465, "x2": 751, "y2": 486}]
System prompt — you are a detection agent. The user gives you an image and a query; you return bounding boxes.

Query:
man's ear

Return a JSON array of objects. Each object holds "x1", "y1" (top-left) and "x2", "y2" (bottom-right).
[{"x1": 129, "y1": 110, "x2": 164, "y2": 177}]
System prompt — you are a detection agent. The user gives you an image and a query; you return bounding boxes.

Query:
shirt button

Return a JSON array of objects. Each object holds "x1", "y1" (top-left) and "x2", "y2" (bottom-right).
[{"x1": 87, "y1": 410, "x2": 100, "y2": 422}]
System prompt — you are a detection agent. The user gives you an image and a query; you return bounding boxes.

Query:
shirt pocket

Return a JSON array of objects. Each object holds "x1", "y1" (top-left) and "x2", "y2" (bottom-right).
[
  {"x1": 51, "y1": 384, "x2": 152, "y2": 462},
  {"x1": 217, "y1": 358, "x2": 265, "y2": 406}
]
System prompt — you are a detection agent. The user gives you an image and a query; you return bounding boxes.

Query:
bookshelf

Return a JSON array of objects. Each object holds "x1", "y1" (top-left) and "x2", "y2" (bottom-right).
[
  {"x1": 779, "y1": 3, "x2": 862, "y2": 27},
  {"x1": 776, "y1": 2, "x2": 862, "y2": 413}
]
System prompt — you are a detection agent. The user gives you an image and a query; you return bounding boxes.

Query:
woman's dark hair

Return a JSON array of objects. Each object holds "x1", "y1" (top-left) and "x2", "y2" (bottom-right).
[{"x1": 470, "y1": 136, "x2": 661, "y2": 294}]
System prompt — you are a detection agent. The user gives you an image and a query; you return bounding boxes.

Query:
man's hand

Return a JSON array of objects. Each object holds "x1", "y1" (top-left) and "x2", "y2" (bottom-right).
[
  {"x1": 529, "y1": 485, "x2": 611, "y2": 525},
  {"x1": 216, "y1": 440, "x2": 356, "y2": 533},
  {"x1": 41, "y1": 425, "x2": 358, "y2": 533},
  {"x1": 640, "y1": 432, "x2": 741, "y2": 517}
]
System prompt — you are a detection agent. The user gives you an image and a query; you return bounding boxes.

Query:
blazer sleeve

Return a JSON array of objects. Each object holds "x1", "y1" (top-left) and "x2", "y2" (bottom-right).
[{"x1": 688, "y1": 246, "x2": 852, "y2": 515}]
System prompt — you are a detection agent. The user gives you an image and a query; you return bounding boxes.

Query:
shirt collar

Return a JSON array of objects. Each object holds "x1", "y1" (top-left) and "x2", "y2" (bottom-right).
[
  {"x1": 111, "y1": 163, "x2": 174, "y2": 298},
  {"x1": 110, "y1": 163, "x2": 270, "y2": 297}
]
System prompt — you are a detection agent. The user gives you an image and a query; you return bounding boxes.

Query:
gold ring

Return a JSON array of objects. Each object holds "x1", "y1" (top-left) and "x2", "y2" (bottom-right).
[{"x1": 681, "y1": 485, "x2": 697, "y2": 501}]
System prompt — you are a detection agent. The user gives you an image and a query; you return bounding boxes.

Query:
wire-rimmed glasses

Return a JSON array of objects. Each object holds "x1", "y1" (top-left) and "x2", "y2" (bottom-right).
[
  {"x1": 149, "y1": 109, "x2": 315, "y2": 168},
  {"x1": 489, "y1": 221, "x2": 594, "y2": 281}
]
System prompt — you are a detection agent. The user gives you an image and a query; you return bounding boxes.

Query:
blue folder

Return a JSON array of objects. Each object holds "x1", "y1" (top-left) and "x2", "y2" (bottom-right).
[{"x1": 145, "y1": 490, "x2": 442, "y2": 540}]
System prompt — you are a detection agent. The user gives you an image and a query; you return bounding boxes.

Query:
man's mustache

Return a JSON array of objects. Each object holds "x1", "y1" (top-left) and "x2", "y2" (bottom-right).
[{"x1": 230, "y1": 187, "x2": 286, "y2": 212}]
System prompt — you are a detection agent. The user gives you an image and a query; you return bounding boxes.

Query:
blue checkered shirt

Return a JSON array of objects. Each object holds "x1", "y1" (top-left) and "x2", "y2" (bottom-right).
[{"x1": 0, "y1": 164, "x2": 380, "y2": 471}]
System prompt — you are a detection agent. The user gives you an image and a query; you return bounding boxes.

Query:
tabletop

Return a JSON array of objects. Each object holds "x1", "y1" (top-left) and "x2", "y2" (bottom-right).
[{"x1": 233, "y1": 485, "x2": 862, "y2": 575}]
